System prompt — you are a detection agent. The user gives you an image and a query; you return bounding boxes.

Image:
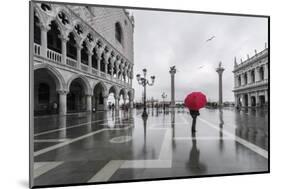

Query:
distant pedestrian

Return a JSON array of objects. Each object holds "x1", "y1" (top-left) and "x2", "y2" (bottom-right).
[{"x1": 52, "y1": 102, "x2": 58, "y2": 114}]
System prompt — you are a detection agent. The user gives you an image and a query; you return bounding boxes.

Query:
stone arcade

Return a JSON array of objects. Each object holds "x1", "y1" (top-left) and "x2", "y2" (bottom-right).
[
  {"x1": 33, "y1": 3, "x2": 135, "y2": 115},
  {"x1": 233, "y1": 46, "x2": 268, "y2": 108}
]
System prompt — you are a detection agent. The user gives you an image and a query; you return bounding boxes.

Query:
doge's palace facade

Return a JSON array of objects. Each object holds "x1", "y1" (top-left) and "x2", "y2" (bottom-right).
[
  {"x1": 32, "y1": 2, "x2": 135, "y2": 115},
  {"x1": 233, "y1": 46, "x2": 268, "y2": 108}
]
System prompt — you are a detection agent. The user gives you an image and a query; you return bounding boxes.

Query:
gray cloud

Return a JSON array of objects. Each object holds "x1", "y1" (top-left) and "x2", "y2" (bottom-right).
[{"x1": 130, "y1": 9, "x2": 268, "y2": 103}]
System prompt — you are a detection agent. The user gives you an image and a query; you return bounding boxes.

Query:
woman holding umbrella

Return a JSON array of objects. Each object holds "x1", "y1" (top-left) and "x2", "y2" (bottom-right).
[{"x1": 184, "y1": 92, "x2": 207, "y2": 133}]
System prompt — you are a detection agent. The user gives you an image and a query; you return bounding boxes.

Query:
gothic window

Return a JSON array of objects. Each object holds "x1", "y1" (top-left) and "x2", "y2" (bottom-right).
[
  {"x1": 107, "y1": 59, "x2": 112, "y2": 74},
  {"x1": 67, "y1": 32, "x2": 77, "y2": 60},
  {"x1": 238, "y1": 75, "x2": 241, "y2": 86},
  {"x1": 92, "y1": 49, "x2": 98, "y2": 69},
  {"x1": 47, "y1": 21, "x2": 62, "y2": 53},
  {"x1": 34, "y1": 11, "x2": 41, "y2": 44},
  {"x1": 100, "y1": 55, "x2": 106, "y2": 72},
  {"x1": 115, "y1": 22, "x2": 123, "y2": 45},
  {"x1": 81, "y1": 41, "x2": 89, "y2": 65},
  {"x1": 38, "y1": 83, "x2": 50, "y2": 104}
]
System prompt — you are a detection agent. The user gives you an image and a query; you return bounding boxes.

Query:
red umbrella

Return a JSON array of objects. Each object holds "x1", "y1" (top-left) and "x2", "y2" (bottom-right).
[{"x1": 184, "y1": 92, "x2": 207, "y2": 110}]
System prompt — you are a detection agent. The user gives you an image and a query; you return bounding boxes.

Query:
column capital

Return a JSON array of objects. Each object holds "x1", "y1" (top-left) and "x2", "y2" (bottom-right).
[
  {"x1": 39, "y1": 23, "x2": 50, "y2": 32},
  {"x1": 57, "y1": 90, "x2": 68, "y2": 95},
  {"x1": 85, "y1": 93, "x2": 93, "y2": 97},
  {"x1": 88, "y1": 51, "x2": 94, "y2": 56},
  {"x1": 59, "y1": 34, "x2": 68, "y2": 42}
]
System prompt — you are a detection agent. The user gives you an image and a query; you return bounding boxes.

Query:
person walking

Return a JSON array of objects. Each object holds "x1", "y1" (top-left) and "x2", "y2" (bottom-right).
[
  {"x1": 189, "y1": 109, "x2": 200, "y2": 133},
  {"x1": 184, "y1": 92, "x2": 207, "y2": 133}
]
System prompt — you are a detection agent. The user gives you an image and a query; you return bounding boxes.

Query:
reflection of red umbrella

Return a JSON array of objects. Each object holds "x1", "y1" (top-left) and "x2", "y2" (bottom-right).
[{"x1": 184, "y1": 92, "x2": 207, "y2": 110}]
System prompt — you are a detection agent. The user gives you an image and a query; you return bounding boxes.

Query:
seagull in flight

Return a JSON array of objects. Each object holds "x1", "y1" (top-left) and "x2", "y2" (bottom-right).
[
  {"x1": 206, "y1": 36, "x2": 215, "y2": 42},
  {"x1": 198, "y1": 65, "x2": 205, "y2": 69}
]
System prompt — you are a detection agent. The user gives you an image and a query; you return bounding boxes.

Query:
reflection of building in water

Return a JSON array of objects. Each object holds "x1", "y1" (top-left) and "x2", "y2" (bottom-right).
[
  {"x1": 33, "y1": 2, "x2": 135, "y2": 116},
  {"x1": 235, "y1": 110, "x2": 268, "y2": 150},
  {"x1": 233, "y1": 46, "x2": 268, "y2": 108}
]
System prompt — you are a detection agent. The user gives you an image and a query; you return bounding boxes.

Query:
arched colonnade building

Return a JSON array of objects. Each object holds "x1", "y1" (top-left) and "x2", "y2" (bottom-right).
[
  {"x1": 233, "y1": 47, "x2": 268, "y2": 108},
  {"x1": 32, "y1": 3, "x2": 135, "y2": 115}
]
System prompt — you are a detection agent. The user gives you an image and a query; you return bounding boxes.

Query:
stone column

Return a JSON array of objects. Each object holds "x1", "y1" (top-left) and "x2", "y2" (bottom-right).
[
  {"x1": 241, "y1": 94, "x2": 246, "y2": 107},
  {"x1": 110, "y1": 53, "x2": 116, "y2": 78},
  {"x1": 40, "y1": 25, "x2": 49, "y2": 57},
  {"x1": 216, "y1": 62, "x2": 225, "y2": 107},
  {"x1": 265, "y1": 90, "x2": 268, "y2": 104},
  {"x1": 76, "y1": 44, "x2": 81, "y2": 69},
  {"x1": 264, "y1": 64, "x2": 268, "y2": 80},
  {"x1": 169, "y1": 66, "x2": 177, "y2": 108},
  {"x1": 58, "y1": 90, "x2": 68, "y2": 115},
  {"x1": 248, "y1": 93, "x2": 251, "y2": 107},
  {"x1": 123, "y1": 96, "x2": 127, "y2": 106},
  {"x1": 97, "y1": 57, "x2": 101, "y2": 75},
  {"x1": 116, "y1": 56, "x2": 121, "y2": 79},
  {"x1": 92, "y1": 96, "x2": 96, "y2": 111},
  {"x1": 103, "y1": 95, "x2": 108, "y2": 111},
  {"x1": 60, "y1": 35, "x2": 67, "y2": 64},
  {"x1": 111, "y1": 62, "x2": 114, "y2": 78},
  {"x1": 88, "y1": 52, "x2": 93, "y2": 69},
  {"x1": 256, "y1": 91, "x2": 260, "y2": 107},
  {"x1": 105, "y1": 61, "x2": 108, "y2": 75},
  {"x1": 234, "y1": 94, "x2": 238, "y2": 107},
  {"x1": 255, "y1": 67, "x2": 260, "y2": 82},
  {"x1": 86, "y1": 94, "x2": 92, "y2": 112},
  {"x1": 115, "y1": 96, "x2": 119, "y2": 110},
  {"x1": 95, "y1": 43, "x2": 103, "y2": 76},
  {"x1": 247, "y1": 71, "x2": 252, "y2": 84}
]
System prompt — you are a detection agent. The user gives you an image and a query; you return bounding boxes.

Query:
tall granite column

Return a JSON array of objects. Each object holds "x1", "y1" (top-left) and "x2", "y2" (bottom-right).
[
  {"x1": 216, "y1": 62, "x2": 225, "y2": 107},
  {"x1": 169, "y1": 66, "x2": 177, "y2": 108}
]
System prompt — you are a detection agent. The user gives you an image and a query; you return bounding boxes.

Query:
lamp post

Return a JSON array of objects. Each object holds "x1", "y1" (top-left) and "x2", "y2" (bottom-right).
[
  {"x1": 136, "y1": 69, "x2": 155, "y2": 117},
  {"x1": 161, "y1": 92, "x2": 167, "y2": 112}
]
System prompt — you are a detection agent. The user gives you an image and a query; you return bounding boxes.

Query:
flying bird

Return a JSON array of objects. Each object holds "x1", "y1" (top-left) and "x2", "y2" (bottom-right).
[
  {"x1": 206, "y1": 36, "x2": 215, "y2": 42},
  {"x1": 198, "y1": 65, "x2": 205, "y2": 69}
]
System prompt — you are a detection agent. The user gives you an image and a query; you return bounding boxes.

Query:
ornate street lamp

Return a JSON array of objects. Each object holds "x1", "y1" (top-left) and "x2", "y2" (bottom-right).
[
  {"x1": 136, "y1": 69, "x2": 155, "y2": 117},
  {"x1": 161, "y1": 92, "x2": 167, "y2": 112}
]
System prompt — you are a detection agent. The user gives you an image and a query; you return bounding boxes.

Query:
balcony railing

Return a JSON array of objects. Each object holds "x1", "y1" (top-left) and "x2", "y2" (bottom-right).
[
  {"x1": 34, "y1": 43, "x2": 132, "y2": 88},
  {"x1": 80, "y1": 64, "x2": 89, "y2": 72},
  {"x1": 34, "y1": 43, "x2": 41, "y2": 55},
  {"x1": 92, "y1": 68, "x2": 98, "y2": 75},
  {"x1": 100, "y1": 72, "x2": 106, "y2": 78},
  {"x1": 47, "y1": 49, "x2": 62, "y2": 63},
  {"x1": 66, "y1": 57, "x2": 77, "y2": 68}
]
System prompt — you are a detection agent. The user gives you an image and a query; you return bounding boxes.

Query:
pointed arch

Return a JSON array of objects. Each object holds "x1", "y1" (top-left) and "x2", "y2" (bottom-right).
[
  {"x1": 108, "y1": 85, "x2": 118, "y2": 96},
  {"x1": 67, "y1": 74, "x2": 92, "y2": 95},
  {"x1": 93, "y1": 81, "x2": 107, "y2": 96},
  {"x1": 34, "y1": 64, "x2": 66, "y2": 91}
]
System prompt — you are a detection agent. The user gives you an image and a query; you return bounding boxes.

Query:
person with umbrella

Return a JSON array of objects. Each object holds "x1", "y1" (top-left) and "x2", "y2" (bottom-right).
[{"x1": 184, "y1": 92, "x2": 207, "y2": 133}]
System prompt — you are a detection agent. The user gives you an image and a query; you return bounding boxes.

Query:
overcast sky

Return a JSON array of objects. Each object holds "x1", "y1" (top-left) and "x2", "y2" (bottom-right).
[{"x1": 128, "y1": 9, "x2": 268, "y2": 103}]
